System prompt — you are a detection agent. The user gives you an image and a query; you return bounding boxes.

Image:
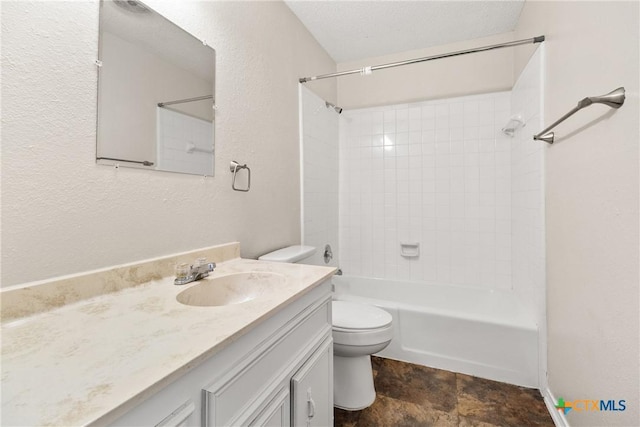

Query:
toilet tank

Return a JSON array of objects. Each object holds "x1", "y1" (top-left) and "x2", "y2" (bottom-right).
[{"x1": 258, "y1": 245, "x2": 316, "y2": 264}]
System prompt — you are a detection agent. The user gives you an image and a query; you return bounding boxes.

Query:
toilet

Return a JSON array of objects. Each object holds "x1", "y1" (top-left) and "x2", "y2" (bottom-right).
[
  {"x1": 331, "y1": 300, "x2": 393, "y2": 410},
  {"x1": 259, "y1": 245, "x2": 393, "y2": 411}
]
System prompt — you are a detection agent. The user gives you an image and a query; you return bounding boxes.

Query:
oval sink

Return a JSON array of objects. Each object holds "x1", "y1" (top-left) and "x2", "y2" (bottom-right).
[{"x1": 176, "y1": 272, "x2": 285, "y2": 307}]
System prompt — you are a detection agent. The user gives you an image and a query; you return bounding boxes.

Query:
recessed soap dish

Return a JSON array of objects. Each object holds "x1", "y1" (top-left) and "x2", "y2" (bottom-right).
[{"x1": 400, "y1": 242, "x2": 420, "y2": 258}]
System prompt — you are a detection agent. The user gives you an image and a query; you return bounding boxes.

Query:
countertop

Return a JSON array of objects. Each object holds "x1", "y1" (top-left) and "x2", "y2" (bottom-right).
[{"x1": 1, "y1": 256, "x2": 335, "y2": 426}]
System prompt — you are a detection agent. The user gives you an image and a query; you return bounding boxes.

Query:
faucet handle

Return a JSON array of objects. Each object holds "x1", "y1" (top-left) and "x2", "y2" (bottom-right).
[
  {"x1": 176, "y1": 263, "x2": 190, "y2": 280},
  {"x1": 195, "y1": 258, "x2": 215, "y2": 267},
  {"x1": 193, "y1": 258, "x2": 215, "y2": 273}
]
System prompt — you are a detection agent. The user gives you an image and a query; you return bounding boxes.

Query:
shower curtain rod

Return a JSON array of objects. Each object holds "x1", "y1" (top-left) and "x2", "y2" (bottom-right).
[
  {"x1": 157, "y1": 95, "x2": 213, "y2": 107},
  {"x1": 299, "y1": 35, "x2": 545, "y2": 83}
]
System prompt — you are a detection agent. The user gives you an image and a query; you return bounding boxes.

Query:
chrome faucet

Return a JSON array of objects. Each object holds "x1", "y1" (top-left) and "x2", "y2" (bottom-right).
[{"x1": 174, "y1": 259, "x2": 216, "y2": 285}]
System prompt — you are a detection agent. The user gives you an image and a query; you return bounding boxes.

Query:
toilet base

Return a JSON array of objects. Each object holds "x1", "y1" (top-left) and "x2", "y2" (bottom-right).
[{"x1": 333, "y1": 354, "x2": 376, "y2": 410}]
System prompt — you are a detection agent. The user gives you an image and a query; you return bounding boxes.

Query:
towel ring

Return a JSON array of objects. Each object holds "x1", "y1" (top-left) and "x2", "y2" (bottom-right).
[{"x1": 230, "y1": 160, "x2": 251, "y2": 192}]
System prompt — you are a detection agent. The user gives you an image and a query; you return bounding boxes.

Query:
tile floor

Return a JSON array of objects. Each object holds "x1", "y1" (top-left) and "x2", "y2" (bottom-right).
[{"x1": 334, "y1": 357, "x2": 555, "y2": 427}]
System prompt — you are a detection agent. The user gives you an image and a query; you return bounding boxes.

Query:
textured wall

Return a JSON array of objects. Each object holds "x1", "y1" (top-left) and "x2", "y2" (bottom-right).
[
  {"x1": 337, "y1": 32, "x2": 515, "y2": 110},
  {"x1": 1, "y1": 1, "x2": 336, "y2": 287},
  {"x1": 516, "y1": 2, "x2": 639, "y2": 425}
]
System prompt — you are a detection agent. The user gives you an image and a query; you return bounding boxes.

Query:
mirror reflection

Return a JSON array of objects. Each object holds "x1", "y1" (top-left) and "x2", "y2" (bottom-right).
[{"x1": 96, "y1": 0, "x2": 216, "y2": 176}]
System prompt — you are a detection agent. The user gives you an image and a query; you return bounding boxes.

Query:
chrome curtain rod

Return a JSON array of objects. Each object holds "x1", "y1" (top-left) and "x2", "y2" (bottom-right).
[
  {"x1": 533, "y1": 87, "x2": 626, "y2": 144},
  {"x1": 157, "y1": 95, "x2": 213, "y2": 108},
  {"x1": 299, "y1": 36, "x2": 545, "y2": 83}
]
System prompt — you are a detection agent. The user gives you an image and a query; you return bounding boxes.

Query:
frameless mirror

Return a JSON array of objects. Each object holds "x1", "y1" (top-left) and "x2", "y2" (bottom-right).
[{"x1": 96, "y1": 0, "x2": 215, "y2": 176}]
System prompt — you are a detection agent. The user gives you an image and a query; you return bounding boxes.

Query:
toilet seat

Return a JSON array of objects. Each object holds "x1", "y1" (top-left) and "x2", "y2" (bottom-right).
[
  {"x1": 333, "y1": 324, "x2": 393, "y2": 347},
  {"x1": 332, "y1": 300, "x2": 392, "y2": 331},
  {"x1": 332, "y1": 301, "x2": 393, "y2": 348}
]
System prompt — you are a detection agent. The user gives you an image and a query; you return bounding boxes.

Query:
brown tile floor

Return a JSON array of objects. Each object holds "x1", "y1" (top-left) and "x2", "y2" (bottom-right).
[{"x1": 334, "y1": 357, "x2": 555, "y2": 427}]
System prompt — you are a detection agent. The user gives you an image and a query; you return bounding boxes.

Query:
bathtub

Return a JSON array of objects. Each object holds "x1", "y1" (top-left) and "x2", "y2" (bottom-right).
[{"x1": 332, "y1": 276, "x2": 538, "y2": 388}]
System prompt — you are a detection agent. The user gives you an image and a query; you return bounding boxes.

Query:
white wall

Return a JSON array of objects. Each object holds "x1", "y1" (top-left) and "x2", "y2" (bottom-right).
[
  {"x1": 337, "y1": 32, "x2": 516, "y2": 109},
  {"x1": 338, "y1": 92, "x2": 513, "y2": 289},
  {"x1": 515, "y1": 2, "x2": 639, "y2": 426},
  {"x1": 510, "y1": 46, "x2": 546, "y2": 389},
  {"x1": 1, "y1": 1, "x2": 336, "y2": 287},
  {"x1": 300, "y1": 86, "x2": 339, "y2": 267}
]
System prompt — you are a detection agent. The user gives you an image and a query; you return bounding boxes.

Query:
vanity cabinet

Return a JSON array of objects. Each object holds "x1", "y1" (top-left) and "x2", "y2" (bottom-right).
[{"x1": 109, "y1": 281, "x2": 332, "y2": 427}]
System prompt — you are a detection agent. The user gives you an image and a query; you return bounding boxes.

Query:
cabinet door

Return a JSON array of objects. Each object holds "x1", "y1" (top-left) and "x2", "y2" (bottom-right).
[
  {"x1": 202, "y1": 299, "x2": 331, "y2": 427},
  {"x1": 291, "y1": 338, "x2": 333, "y2": 427},
  {"x1": 250, "y1": 387, "x2": 290, "y2": 427}
]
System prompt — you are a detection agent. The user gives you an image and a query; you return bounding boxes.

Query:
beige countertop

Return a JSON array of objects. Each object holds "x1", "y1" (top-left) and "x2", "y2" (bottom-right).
[{"x1": 1, "y1": 244, "x2": 335, "y2": 426}]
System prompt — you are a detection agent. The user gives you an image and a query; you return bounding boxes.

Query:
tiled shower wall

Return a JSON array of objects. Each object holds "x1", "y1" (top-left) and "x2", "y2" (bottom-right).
[
  {"x1": 339, "y1": 92, "x2": 513, "y2": 290},
  {"x1": 300, "y1": 86, "x2": 339, "y2": 267}
]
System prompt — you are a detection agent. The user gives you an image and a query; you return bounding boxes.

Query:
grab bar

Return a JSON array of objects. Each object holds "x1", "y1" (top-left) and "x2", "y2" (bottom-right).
[
  {"x1": 230, "y1": 160, "x2": 251, "y2": 192},
  {"x1": 533, "y1": 87, "x2": 625, "y2": 144}
]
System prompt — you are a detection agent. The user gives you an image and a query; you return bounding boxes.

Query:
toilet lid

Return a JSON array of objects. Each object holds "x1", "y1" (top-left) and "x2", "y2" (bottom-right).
[{"x1": 332, "y1": 300, "x2": 392, "y2": 330}]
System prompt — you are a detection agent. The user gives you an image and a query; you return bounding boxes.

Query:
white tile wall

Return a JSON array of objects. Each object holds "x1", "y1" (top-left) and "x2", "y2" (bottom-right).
[
  {"x1": 339, "y1": 92, "x2": 513, "y2": 290},
  {"x1": 300, "y1": 86, "x2": 339, "y2": 267}
]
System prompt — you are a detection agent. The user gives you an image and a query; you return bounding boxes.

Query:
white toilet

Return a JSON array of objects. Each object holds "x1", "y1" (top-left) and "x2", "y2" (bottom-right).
[
  {"x1": 259, "y1": 245, "x2": 393, "y2": 411},
  {"x1": 331, "y1": 300, "x2": 393, "y2": 410}
]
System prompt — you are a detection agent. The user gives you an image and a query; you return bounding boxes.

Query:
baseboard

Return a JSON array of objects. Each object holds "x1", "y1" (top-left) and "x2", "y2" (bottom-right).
[{"x1": 542, "y1": 387, "x2": 570, "y2": 427}]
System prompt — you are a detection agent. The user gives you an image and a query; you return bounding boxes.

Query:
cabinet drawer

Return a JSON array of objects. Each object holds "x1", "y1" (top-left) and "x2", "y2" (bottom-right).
[{"x1": 203, "y1": 298, "x2": 331, "y2": 426}]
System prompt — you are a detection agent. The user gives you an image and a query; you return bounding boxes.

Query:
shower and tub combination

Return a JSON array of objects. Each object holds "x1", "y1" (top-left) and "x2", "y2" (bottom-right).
[
  {"x1": 299, "y1": 34, "x2": 628, "y2": 404},
  {"x1": 331, "y1": 86, "x2": 544, "y2": 390},
  {"x1": 299, "y1": 38, "x2": 548, "y2": 395}
]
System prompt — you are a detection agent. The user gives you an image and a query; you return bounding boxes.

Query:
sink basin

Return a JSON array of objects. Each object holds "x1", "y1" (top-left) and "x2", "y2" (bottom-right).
[{"x1": 176, "y1": 272, "x2": 285, "y2": 307}]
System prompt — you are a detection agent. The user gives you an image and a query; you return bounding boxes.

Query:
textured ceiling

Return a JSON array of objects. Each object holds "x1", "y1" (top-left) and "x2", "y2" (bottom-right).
[{"x1": 284, "y1": 1, "x2": 525, "y2": 63}]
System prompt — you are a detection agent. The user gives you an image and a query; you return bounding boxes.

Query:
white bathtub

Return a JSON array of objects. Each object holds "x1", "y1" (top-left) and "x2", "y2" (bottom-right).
[{"x1": 332, "y1": 276, "x2": 538, "y2": 388}]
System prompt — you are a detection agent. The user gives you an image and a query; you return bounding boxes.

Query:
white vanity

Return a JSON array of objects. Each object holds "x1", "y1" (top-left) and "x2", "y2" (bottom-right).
[
  {"x1": 114, "y1": 281, "x2": 332, "y2": 427},
  {"x1": 0, "y1": 243, "x2": 335, "y2": 426}
]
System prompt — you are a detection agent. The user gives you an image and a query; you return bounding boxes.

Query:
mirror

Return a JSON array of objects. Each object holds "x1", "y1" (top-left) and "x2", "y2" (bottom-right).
[{"x1": 96, "y1": 0, "x2": 216, "y2": 176}]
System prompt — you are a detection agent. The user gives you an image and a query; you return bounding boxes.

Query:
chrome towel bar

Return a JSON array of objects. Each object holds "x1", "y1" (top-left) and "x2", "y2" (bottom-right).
[
  {"x1": 97, "y1": 156, "x2": 154, "y2": 166},
  {"x1": 533, "y1": 87, "x2": 625, "y2": 144},
  {"x1": 230, "y1": 160, "x2": 251, "y2": 192}
]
